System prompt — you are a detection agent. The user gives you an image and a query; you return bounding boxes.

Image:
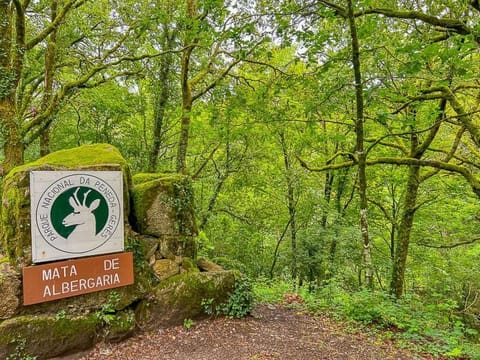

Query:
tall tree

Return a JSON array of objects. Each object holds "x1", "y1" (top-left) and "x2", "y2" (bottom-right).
[
  {"x1": 39, "y1": 0, "x2": 58, "y2": 156},
  {"x1": 175, "y1": 0, "x2": 268, "y2": 173},
  {"x1": 0, "y1": 0, "x2": 154, "y2": 172},
  {"x1": 346, "y1": 0, "x2": 373, "y2": 288},
  {"x1": 147, "y1": 4, "x2": 177, "y2": 172}
]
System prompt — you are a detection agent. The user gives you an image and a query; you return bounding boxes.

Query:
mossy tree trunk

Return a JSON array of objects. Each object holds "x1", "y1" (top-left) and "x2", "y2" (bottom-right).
[
  {"x1": 390, "y1": 163, "x2": 420, "y2": 298},
  {"x1": 1, "y1": 0, "x2": 25, "y2": 173},
  {"x1": 149, "y1": 13, "x2": 175, "y2": 172},
  {"x1": 176, "y1": 0, "x2": 196, "y2": 174},
  {"x1": 390, "y1": 99, "x2": 448, "y2": 298},
  {"x1": 39, "y1": 0, "x2": 58, "y2": 157},
  {"x1": 347, "y1": 0, "x2": 373, "y2": 288},
  {"x1": 279, "y1": 132, "x2": 298, "y2": 285}
]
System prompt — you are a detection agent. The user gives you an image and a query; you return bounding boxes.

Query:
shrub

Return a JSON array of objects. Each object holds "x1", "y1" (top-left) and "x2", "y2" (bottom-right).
[{"x1": 203, "y1": 276, "x2": 254, "y2": 319}]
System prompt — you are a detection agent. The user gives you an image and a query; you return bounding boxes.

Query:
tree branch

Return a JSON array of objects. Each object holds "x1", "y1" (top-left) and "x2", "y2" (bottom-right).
[
  {"x1": 417, "y1": 237, "x2": 480, "y2": 249},
  {"x1": 298, "y1": 155, "x2": 480, "y2": 197},
  {"x1": 358, "y1": 8, "x2": 479, "y2": 43},
  {"x1": 26, "y1": 0, "x2": 89, "y2": 50}
]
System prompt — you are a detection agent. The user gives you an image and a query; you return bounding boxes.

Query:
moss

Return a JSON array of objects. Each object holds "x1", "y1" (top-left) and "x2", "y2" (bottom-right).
[
  {"x1": 181, "y1": 257, "x2": 199, "y2": 273},
  {"x1": 0, "y1": 314, "x2": 100, "y2": 359},
  {"x1": 5, "y1": 144, "x2": 128, "y2": 181},
  {"x1": 130, "y1": 174, "x2": 197, "y2": 258},
  {"x1": 136, "y1": 270, "x2": 239, "y2": 329},
  {"x1": 130, "y1": 173, "x2": 186, "y2": 227},
  {"x1": 130, "y1": 180, "x2": 166, "y2": 234},
  {"x1": 1, "y1": 176, "x2": 30, "y2": 262},
  {"x1": 132, "y1": 172, "x2": 185, "y2": 186}
]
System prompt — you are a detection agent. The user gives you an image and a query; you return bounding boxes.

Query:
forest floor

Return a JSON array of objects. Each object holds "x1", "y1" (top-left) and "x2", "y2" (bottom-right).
[{"x1": 61, "y1": 303, "x2": 445, "y2": 360}]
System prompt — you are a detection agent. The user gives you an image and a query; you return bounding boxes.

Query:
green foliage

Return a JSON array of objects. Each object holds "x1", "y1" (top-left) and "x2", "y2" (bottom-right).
[
  {"x1": 183, "y1": 318, "x2": 195, "y2": 330},
  {"x1": 95, "y1": 291, "x2": 121, "y2": 325},
  {"x1": 6, "y1": 337, "x2": 37, "y2": 360},
  {"x1": 55, "y1": 310, "x2": 67, "y2": 321},
  {"x1": 219, "y1": 276, "x2": 254, "y2": 318},
  {"x1": 202, "y1": 276, "x2": 254, "y2": 319},
  {"x1": 172, "y1": 178, "x2": 196, "y2": 236},
  {"x1": 0, "y1": 68, "x2": 15, "y2": 100},
  {"x1": 125, "y1": 236, "x2": 147, "y2": 270},
  {"x1": 252, "y1": 278, "x2": 295, "y2": 304}
]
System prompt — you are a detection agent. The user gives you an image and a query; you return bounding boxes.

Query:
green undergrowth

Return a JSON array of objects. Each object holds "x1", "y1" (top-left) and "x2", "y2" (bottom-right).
[
  {"x1": 253, "y1": 279, "x2": 480, "y2": 359},
  {"x1": 202, "y1": 276, "x2": 254, "y2": 319}
]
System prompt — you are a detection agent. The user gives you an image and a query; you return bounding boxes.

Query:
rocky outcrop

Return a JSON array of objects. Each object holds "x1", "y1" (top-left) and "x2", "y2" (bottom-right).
[
  {"x1": 130, "y1": 173, "x2": 197, "y2": 258},
  {"x1": 0, "y1": 144, "x2": 242, "y2": 359},
  {"x1": 0, "y1": 262, "x2": 21, "y2": 319},
  {"x1": 197, "y1": 257, "x2": 224, "y2": 272},
  {"x1": 136, "y1": 270, "x2": 238, "y2": 329},
  {"x1": 0, "y1": 314, "x2": 98, "y2": 359}
]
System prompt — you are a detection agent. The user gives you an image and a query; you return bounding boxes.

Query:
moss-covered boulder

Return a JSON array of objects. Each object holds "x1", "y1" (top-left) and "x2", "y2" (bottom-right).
[
  {"x1": 197, "y1": 257, "x2": 224, "y2": 272},
  {"x1": 0, "y1": 262, "x2": 21, "y2": 319},
  {"x1": 153, "y1": 259, "x2": 180, "y2": 280},
  {"x1": 0, "y1": 314, "x2": 99, "y2": 359},
  {"x1": 136, "y1": 270, "x2": 238, "y2": 329},
  {"x1": 131, "y1": 173, "x2": 197, "y2": 258},
  {"x1": 181, "y1": 257, "x2": 199, "y2": 273},
  {"x1": 0, "y1": 144, "x2": 132, "y2": 267}
]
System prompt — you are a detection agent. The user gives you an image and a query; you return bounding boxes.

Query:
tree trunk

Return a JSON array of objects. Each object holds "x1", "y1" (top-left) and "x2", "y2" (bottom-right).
[
  {"x1": 176, "y1": 99, "x2": 192, "y2": 174},
  {"x1": 347, "y1": 0, "x2": 373, "y2": 288},
  {"x1": 39, "y1": 0, "x2": 58, "y2": 157},
  {"x1": 40, "y1": 130, "x2": 50, "y2": 157},
  {"x1": 148, "y1": 28, "x2": 174, "y2": 172},
  {"x1": 176, "y1": 0, "x2": 196, "y2": 174},
  {"x1": 1, "y1": 97, "x2": 23, "y2": 172},
  {"x1": 390, "y1": 164, "x2": 420, "y2": 298},
  {"x1": 1, "y1": 1, "x2": 25, "y2": 171},
  {"x1": 328, "y1": 168, "x2": 350, "y2": 278},
  {"x1": 280, "y1": 132, "x2": 298, "y2": 285}
]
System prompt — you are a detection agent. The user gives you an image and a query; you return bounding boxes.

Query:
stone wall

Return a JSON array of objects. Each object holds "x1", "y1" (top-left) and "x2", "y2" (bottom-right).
[{"x1": 0, "y1": 144, "x2": 238, "y2": 359}]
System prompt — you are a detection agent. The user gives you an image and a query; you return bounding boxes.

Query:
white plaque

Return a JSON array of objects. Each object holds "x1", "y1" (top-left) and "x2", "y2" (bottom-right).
[{"x1": 30, "y1": 171, "x2": 124, "y2": 263}]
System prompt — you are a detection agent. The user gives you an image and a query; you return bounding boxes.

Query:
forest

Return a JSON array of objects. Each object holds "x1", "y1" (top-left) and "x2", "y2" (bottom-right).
[{"x1": 1, "y1": 0, "x2": 479, "y2": 357}]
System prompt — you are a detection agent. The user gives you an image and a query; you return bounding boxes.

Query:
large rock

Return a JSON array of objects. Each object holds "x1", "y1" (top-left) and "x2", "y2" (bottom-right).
[
  {"x1": 131, "y1": 173, "x2": 197, "y2": 258},
  {"x1": 197, "y1": 257, "x2": 224, "y2": 272},
  {"x1": 0, "y1": 314, "x2": 99, "y2": 359},
  {"x1": 136, "y1": 270, "x2": 238, "y2": 329},
  {"x1": 0, "y1": 262, "x2": 21, "y2": 319},
  {"x1": 0, "y1": 144, "x2": 132, "y2": 267},
  {"x1": 153, "y1": 259, "x2": 180, "y2": 280}
]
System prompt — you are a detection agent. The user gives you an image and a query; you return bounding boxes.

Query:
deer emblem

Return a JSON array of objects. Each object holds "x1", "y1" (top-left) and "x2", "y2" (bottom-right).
[{"x1": 62, "y1": 187, "x2": 100, "y2": 241}]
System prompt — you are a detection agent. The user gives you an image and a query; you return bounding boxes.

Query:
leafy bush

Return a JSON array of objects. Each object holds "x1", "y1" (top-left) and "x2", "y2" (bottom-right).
[
  {"x1": 202, "y1": 276, "x2": 254, "y2": 319},
  {"x1": 219, "y1": 276, "x2": 254, "y2": 318}
]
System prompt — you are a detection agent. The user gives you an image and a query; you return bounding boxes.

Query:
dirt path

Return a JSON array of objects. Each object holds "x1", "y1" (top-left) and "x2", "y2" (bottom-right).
[{"x1": 73, "y1": 305, "x2": 432, "y2": 360}]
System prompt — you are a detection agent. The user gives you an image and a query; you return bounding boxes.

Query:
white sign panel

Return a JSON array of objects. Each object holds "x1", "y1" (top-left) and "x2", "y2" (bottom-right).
[{"x1": 30, "y1": 171, "x2": 124, "y2": 263}]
